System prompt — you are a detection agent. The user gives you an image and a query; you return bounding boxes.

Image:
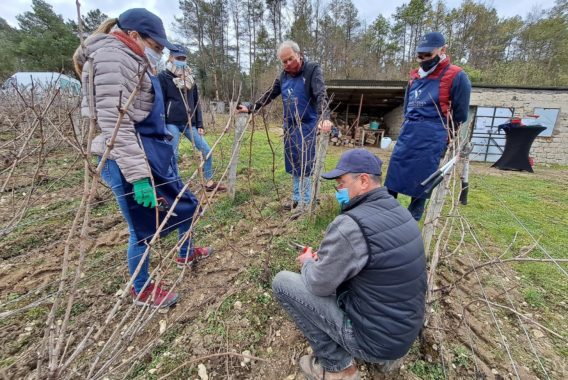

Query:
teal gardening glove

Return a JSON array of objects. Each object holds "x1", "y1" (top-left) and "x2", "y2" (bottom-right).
[{"x1": 132, "y1": 178, "x2": 157, "y2": 208}]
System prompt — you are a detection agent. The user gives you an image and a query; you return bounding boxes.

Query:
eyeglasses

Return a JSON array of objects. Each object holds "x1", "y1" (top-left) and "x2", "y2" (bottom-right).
[
  {"x1": 174, "y1": 56, "x2": 187, "y2": 61},
  {"x1": 416, "y1": 52, "x2": 434, "y2": 60}
]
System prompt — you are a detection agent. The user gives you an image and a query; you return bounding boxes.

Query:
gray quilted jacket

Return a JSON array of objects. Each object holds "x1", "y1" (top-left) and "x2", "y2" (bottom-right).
[{"x1": 74, "y1": 33, "x2": 153, "y2": 183}]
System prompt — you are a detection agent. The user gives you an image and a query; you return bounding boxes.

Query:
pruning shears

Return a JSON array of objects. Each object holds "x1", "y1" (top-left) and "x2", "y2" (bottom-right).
[
  {"x1": 420, "y1": 143, "x2": 474, "y2": 196},
  {"x1": 288, "y1": 241, "x2": 318, "y2": 260},
  {"x1": 420, "y1": 155, "x2": 459, "y2": 195},
  {"x1": 156, "y1": 197, "x2": 178, "y2": 216},
  {"x1": 288, "y1": 241, "x2": 307, "y2": 251}
]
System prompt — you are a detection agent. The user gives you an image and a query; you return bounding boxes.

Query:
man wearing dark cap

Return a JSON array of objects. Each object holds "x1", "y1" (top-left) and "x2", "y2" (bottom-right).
[
  {"x1": 272, "y1": 149, "x2": 426, "y2": 380},
  {"x1": 385, "y1": 31, "x2": 471, "y2": 221}
]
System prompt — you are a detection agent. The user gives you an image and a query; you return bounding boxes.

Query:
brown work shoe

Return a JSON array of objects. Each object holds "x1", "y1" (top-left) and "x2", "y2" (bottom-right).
[
  {"x1": 299, "y1": 355, "x2": 360, "y2": 380},
  {"x1": 204, "y1": 181, "x2": 227, "y2": 192},
  {"x1": 376, "y1": 357, "x2": 403, "y2": 373}
]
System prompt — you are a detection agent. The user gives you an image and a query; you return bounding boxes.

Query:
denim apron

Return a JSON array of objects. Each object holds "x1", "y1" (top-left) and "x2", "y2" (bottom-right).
[
  {"x1": 281, "y1": 74, "x2": 317, "y2": 177},
  {"x1": 122, "y1": 74, "x2": 199, "y2": 242},
  {"x1": 385, "y1": 65, "x2": 451, "y2": 199}
]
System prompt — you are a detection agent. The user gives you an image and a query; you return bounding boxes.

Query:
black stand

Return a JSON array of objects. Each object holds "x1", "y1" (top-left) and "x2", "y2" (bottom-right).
[{"x1": 492, "y1": 124, "x2": 546, "y2": 173}]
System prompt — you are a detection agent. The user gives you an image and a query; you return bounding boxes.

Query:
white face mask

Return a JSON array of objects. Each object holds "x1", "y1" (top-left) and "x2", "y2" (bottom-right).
[{"x1": 144, "y1": 47, "x2": 162, "y2": 69}]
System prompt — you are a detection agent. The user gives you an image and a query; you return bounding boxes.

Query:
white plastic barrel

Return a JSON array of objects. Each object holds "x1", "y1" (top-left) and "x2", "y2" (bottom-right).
[{"x1": 380, "y1": 136, "x2": 392, "y2": 149}]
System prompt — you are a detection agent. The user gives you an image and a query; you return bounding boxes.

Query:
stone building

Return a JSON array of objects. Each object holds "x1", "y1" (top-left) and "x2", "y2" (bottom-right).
[{"x1": 326, "y1": 80, "x2": 568, "y2": 165}]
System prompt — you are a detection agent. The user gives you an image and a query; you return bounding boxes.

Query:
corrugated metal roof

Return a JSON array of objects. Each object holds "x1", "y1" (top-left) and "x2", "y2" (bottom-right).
[
  {"x1": 326, "y1": 80, "x2": 407, "y2": 88},
  {"x1": 325, "y1": 79, "x2": 568, "y2": 91}
]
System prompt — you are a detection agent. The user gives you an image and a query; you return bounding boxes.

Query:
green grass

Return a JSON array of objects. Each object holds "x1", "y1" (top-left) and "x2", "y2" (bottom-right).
[
  {"x1": 25, "y1": 307, "x2": 48, "y2": 322},
  {"x1": 203, "y1": 295, "x2": 236, "y2": 337},
  {"x1": 522, "y1": 286, "x2": 546, "y2": 308},
  {"x1": 0, "y1": 357, "x2": 16, "y2": 368},
  {"x1": 452, "y1": 345, "x2": 471, "y2": 369},
  {"x1": 462, "y1": 167, "x2": 568, "y2": 305},
  {"x1": 455, "y1": 164, "x2": 568, "y2": 359},
  {"x1": 409, "y1": 360, "x2": 445, "y2": 379}
]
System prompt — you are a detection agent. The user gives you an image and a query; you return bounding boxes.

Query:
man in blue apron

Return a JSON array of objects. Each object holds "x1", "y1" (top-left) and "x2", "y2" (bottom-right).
[
  {"x1": 236, "y1": 40, "x2": 332, "y2": 211},
  {"x1": 385, "y1": 32, "x2": 471, "y2": 221}
]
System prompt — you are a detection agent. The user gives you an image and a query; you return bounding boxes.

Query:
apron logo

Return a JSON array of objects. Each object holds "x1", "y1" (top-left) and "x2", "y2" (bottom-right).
[{"x1": 413, "y1": 89, "x2": 422, "y2": 99}]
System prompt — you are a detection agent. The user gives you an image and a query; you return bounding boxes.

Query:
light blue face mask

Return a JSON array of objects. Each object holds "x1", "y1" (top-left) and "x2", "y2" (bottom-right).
[
  {"x1": 144, "y1": 47, "x2": 162, "y2": 68},
  {"x1": 174, "y1": 60, "x2": 187, "y2": 68},
  {"x1": 335, "y1": 188, "x2": 350, "y2": 207}
]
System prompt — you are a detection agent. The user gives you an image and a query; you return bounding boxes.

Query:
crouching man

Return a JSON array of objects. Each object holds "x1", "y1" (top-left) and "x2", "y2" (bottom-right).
[{"x1": 272, "y1": 148, "x2": 426, "y2": 379}]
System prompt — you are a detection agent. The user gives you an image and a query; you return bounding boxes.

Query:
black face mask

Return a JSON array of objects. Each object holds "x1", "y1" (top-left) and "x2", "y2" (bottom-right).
[{"x1": 419, "y1": 55, "x2": 441, "y2": 72}]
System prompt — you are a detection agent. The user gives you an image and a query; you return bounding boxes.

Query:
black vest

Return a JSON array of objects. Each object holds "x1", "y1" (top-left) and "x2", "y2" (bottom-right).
[{"x1": 339, "y1": 187, "x2": 426, "y2": 360}]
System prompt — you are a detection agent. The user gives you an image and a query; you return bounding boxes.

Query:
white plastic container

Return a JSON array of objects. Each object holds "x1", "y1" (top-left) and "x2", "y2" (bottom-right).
[{"x1": 380, "y1": 136, "x2": 392, "y2": 150}]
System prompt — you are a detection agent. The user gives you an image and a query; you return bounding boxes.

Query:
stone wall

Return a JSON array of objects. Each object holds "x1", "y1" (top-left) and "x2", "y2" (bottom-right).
[
  {"x1": 383, "y1": 105, "x2": 405, "y2": 137},
  {"x1": 470, "y1": 87, "x2": 568, "y2": 165}
]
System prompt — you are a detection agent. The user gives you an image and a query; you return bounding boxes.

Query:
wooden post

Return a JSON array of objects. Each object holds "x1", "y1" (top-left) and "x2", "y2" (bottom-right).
[
  {"x1": 353, "y1": 94, "x2": 364, "y2": 130},
  {"x1": 351, "y1": 95, "x2": 364, "y2": 146},
  {"x1": 227, "y1": 113, "x2": 248, "y2": 199},
  {"x1": 309, "y1": 130, "x2": 330, "y2": 215},
  {"x1": 422, "y1": 172, "x2": 449, "y2": 258}
]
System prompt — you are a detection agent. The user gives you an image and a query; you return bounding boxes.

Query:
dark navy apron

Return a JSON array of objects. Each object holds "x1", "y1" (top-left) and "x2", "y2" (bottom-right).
[
  {"x1": 385, "y1": 65, "x2": 451, "y2": 199},
  {"x1": 120, "y1": 74, "x2": 198, "y2": 242},
  {"x1": 281, "y1": 74, "x2": 317, "y2": 177}
]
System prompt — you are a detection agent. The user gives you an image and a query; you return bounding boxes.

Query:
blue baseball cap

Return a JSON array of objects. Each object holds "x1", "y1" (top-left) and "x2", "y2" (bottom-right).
[
  {"x1": 118, "y1": 8, "x2": 176, "y2": 51},
  {"x1": 416, "y1": 32, "x2": 446, "y2": 53},
  {"x1": 170, "y1": 44, "x2": 188, "y2": 58},
  {"x1": 322, "y1": 149, "x2": 383, "y2": 179}
]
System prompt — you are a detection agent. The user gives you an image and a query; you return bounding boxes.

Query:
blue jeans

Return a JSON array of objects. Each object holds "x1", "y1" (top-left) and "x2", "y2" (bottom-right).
[
  {"x1": 272, "y1": 271, "x2": 393, "y2": 372},
  {"x1": 387, "y1": 189, "x2": 427, "y2": 221},
  {"x1": 166, "y1": 124, "x2": 213, "y2": 181},
  {"x1": 100, "y1": 159, "x2": 193, "y2": 293},
  {"x1": 293, "y1": 175, "x2": 312, "y2": 205}
]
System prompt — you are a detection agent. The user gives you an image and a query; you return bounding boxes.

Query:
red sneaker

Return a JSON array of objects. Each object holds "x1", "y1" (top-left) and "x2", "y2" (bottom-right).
[
  {"x1": 176, "y1": 246, "x2": 214, "y2": 268},
  {"x1": 130, "y1": 283, "x2": 179, "y2": 308}
]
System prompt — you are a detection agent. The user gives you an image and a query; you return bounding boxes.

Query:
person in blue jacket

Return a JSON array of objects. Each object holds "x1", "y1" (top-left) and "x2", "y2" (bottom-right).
[
  {"x1": 158, "y1": 45, "x2": 227, "y2": 192},
  {"x1": 236, "y1": 40, "x2": 332, "y2": 211},
  {"x1": 385, "y1": 31, "x2": 471, "y2": 221}
]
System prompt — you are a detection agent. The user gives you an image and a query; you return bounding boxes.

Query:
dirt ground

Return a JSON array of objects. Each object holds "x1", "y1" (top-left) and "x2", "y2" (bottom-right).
[{"x1": 1, "y1": 143, "x2": 567, "y2": 379}]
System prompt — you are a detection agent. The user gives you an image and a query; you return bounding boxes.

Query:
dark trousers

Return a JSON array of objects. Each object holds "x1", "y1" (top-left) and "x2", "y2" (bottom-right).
[{"x1": 387, "y1": 189, "x2": 427, "y2": 221}]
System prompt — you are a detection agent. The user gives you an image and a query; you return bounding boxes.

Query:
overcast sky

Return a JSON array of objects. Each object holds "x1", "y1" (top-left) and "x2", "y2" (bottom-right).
[{"x1": 1, "y1": 0, "x2": 557, "y2": 41}]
